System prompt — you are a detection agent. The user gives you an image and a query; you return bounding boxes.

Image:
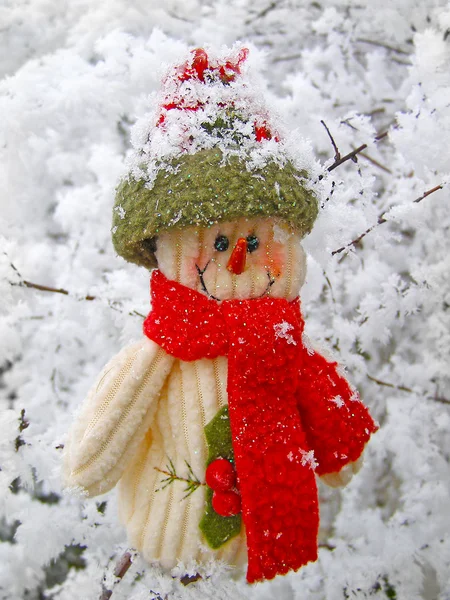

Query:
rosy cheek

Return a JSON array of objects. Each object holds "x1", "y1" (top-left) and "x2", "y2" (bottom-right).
[
  {"x1": 269, "y1": 261, "x2": 283, "y2": 279},
  {"x1": 259, "y1": 241, "x2": 285, "y2": 278}
]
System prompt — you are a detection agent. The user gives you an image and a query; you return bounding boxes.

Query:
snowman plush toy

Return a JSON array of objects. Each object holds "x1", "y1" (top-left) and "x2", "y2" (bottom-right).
[{"x1": 64, "y1": 47, "x2": 378, "y2": 583}]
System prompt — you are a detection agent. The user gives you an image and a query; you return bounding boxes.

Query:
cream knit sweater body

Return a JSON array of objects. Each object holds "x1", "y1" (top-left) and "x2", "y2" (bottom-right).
[
  {"x1": 64, "y1": 218, "x2": 306, "y2": 571},
  {"x1": 119, "y1": 348, "x2": 247, "y2": 569}
]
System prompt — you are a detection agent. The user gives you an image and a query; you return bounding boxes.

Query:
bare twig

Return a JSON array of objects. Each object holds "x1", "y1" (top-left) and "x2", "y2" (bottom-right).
[
  {"x1": 320, "y1": 124, "x2": 389, "y2": 176},
  {"x1": 367, "y1": 374, "x2": 413, "y2": 394},
  {"x1": 356, "y1": 38, "x2": 410, "y2": 55},
  {"x1": 432, "y1": 396, "x2": 450, "y2": 406},
  {"x1": 359, "y1": 151, "x2": 392, "y2": 174},
  {"x1": 245, "y1": 1, "x2": 278, "y2": 24},
  {"x1": 364, "y1": 107, "x2": 386, "y2": 117},
  {"x1": 167, "y1": 10, "x2": 194, "y2": 23},
  {"x1": 321, "y1": 120, "x2": 341, "y2": 162},
  {"x1": 391, "y1": 57, "x2": 412, "y2": 67},
  {"x1": 272, "y1": 53, "x2": 302, "y2": 63},
  {"x1": 113, "y1": 552, "x2": 133, "y2": 579},
  {"x1": 6, "y1": 256, "x2": 145, "y2": 319},
  {"x1": 413, "y1": 184, "x2": 444, "y2": 204},
  {"x1": 328, "y1": 143, "x2": 367, "y2": 172},
  {"x1": 99, "y1": 587, "x2": 112, "y2": 600},
  {"x1": 332, "y1": 184, "x2": 444, "y2": 255},
  {"x1": 180, "y1": 573, "x2": 202, "y2": 586},
  {"x1": 340, "y1": 119, "x2": 359, "y2": 132},
  {"x1": 17, "y1": 279, "x2": 95, "y2": 301},
  {"x1": 332, "y1": 215, "x2": 387, "y2": 256},
  {"x1": 322, "y1": 270, "x2": 336, "y2": 305},
  {"x1": 367, "y1": 374, "x2": 450, "y2": 405},
  {"x1": 319, "y1": 543, "x2": 336, "y2": 551},
  {"x1": 99, "y1": 551, "x2": 134, "y2": 600}
]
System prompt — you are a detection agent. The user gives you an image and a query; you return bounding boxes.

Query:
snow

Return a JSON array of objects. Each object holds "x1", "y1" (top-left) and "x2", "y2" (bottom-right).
[
  {"x1": 272, "y1": 222, "x2": 290, "y2": 244},
  {"x1": 1, "y1": 1, "x2": 449, "y2": 599},
  {"x1": 114, "y1": 205, "x2": 126, "y2": 220},
  {"x1": 274, "y1": 321, "x2": 297, "y2": 345},
  {"x1": 125, "y1": 42, "x2": 316, "y2": 190},
  {"x1": 300, "y1": 450, "x2": 319, "y2": 471},
  {"x1": 330, "y1": 396, "x2": 344, "y2": 408}
]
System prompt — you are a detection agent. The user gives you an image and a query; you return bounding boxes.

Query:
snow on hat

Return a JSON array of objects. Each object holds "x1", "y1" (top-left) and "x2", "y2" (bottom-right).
[{"x1": 112, "y1": 46, "x2": 319, "y2": 269}]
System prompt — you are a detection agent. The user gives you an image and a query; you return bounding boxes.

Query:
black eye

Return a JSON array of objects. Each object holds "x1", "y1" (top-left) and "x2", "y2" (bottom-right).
[
  {"x1": 214, "y1": 235, "x2": 229, "y2": 252},
  {"x1": 246, "y1": 235, "x2": 259, "y2": 253}
]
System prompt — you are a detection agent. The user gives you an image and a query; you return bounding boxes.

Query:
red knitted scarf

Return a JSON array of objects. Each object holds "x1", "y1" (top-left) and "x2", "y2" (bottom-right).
[
  {"x1": 144, "y1": 270, "x2": 378, "y2": 582},
  {"x1": 144, "y1": 270, "x2": 319, "y2": 581}
]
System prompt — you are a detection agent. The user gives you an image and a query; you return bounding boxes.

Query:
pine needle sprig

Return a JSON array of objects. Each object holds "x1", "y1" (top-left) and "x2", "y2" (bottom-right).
[{"x1": 155, "y1": 458, "x2": 204, "y2": 499}]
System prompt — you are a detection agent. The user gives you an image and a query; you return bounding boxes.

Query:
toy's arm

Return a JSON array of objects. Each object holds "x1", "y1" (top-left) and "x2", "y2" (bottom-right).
[
  {"x1": 63, "y1": 337, "x2": 174, "y2": 497},
  {"x1": 296, "y1": 342, "x2": 378, "y2": 485}
]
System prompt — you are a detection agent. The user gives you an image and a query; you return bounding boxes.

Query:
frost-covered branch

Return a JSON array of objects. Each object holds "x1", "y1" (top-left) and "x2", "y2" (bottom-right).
[
  {"x1": 320, "y1": 120, "x2": 389, "y2": 177},
  {"x1": 358, "y1": 151, "x2": 392, "y2": 174},
  {"x1": 320, "y1": 120, "x2": 341, "y2": 162},
  {"x1": 332, "y1": 184, "x2": 444, "y2": 255},
  {"x1": 356, "y1": 38, "x2": 410, "y2": 55},
  {"x1": 367, "y1": 374, "x2": 450, "y2": 405}
]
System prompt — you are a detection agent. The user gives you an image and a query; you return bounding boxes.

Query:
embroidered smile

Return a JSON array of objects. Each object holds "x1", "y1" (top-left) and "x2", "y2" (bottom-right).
[{"x1": 195, "y1": 260, "x2": 275, "y2": 302}]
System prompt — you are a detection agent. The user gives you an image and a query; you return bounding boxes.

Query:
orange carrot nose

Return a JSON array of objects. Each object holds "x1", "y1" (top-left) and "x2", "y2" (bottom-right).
[{"x1": 227, "y1": 238, "x2": 247, "y2": 275}]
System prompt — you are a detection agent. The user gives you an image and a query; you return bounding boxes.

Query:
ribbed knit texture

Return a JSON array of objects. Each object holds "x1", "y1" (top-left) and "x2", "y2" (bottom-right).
[
  {"x1": 64, "y1": 340, "x2": 174, "y2": 497},
  {"x1": 118, "y1": 354, "x2": 248, "y2": 569}
]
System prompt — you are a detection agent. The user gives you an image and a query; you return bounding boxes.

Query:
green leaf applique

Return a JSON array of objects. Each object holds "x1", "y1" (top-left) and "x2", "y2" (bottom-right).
[{"x1": 199, "y1": 406, "x2": 242, "y2": 549}]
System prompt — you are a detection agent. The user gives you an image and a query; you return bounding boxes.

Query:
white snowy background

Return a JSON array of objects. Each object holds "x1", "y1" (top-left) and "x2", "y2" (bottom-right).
[{"x1": 1, "y1": 1, "x2": 450, "y2": 599}]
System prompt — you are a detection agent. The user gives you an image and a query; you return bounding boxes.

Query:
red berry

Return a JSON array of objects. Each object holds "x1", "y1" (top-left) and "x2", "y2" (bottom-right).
[
  {"x1": 191, "y1": 48, "x2": 209, "y2": 81},
  {"x1": 179, "y1": 48, "x2": 209, "y2": 82},
  {"x1": 212, "y1": 489, "x2": 241, "y2": 517},
  {"x1": 218, "y1": 48, "x2": 249, "y2": 83},
  {"x1": 254, "y1": 121, "x2": 272, "y2": 142},
  {"x1": 205, "y1": 458, "x2": 236, "y2": 492}
]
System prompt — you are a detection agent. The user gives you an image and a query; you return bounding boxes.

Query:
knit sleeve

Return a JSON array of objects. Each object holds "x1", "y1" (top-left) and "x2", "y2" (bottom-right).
[
  {"x1": 63, "y1": 337, "x2": 174, "y2": 496},
  {"x1": 296, "y1": 344, "x2": 378, "y2": 476}
]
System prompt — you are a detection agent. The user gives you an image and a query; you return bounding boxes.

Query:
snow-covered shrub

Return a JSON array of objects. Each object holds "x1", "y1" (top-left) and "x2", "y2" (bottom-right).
[{"x1": 0, "y1": 1, "x2": 449, "y2": 599}]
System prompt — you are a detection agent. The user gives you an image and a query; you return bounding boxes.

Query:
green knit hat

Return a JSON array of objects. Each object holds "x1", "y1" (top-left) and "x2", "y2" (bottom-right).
[{"x1": 112, "y1": 48, "x2": 319, "y2": 269}]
